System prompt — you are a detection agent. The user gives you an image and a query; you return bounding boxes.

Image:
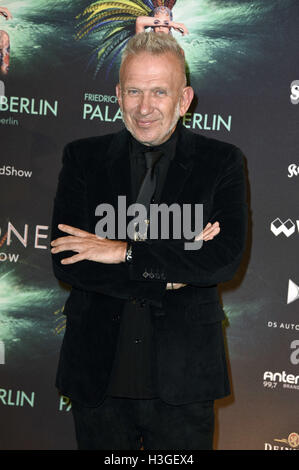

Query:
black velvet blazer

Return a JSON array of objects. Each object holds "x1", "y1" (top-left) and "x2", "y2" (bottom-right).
[{"x1": 51, "y1": 124, "x2": 248, "y2": 406}]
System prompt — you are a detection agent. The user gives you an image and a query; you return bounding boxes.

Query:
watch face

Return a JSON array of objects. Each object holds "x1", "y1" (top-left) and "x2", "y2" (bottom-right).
[{"x1": 126, "y1": 245, "x2": 133, "y2": 262}]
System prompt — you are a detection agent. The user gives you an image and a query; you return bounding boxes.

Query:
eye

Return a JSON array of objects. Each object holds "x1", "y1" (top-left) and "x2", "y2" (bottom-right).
[
  {"x1": 154, "y1": 89, "x2": 167, "y2": 97},
  {"x1": 126, "y1": 89, "x2": 141, "y2": 97}
]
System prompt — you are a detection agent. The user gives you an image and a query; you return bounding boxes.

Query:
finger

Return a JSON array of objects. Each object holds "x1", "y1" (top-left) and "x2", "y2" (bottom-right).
[
  {"x1": 205, "y1": 221, "x2": 219, "y2": 230},
  {"x1": 60, "y1": 252, "x2": 86, "y2": 265},
  {"x1": 197, "y1": 222, "x2": 220, "y2": 241},
  {"x1": 51, "y1": 240, "x2": 84, "y2": 253},
  {"x1": 204, "y1": 227, "x2": 220, "y2": 241},
  {"x1": 202, "y1": 224, "x2": 220, "y2": 238},
  {"x1": 195, "y1": 223, "x2": 212, "y2": 241},
  {"x1": 202, "y1": 222, "x2": 213, "y2": 233},
  {"x1": 51, "y1": 235, "x2": 84, "y2": 247},
  {"x1": 203, "y1": 226, "x2": 220, "y2": 238},
  {"x1": 194, "y1": 223, "x2": 211, "y2": 240},
  {"x1": 57, "y1": 224, "x2": 91, "y2": 238},
  {"x1": 203, "y1": 222, "x2": 219, "y2": 234},
  {"x1": 166, "y1": 283, "x2": 186, "y2": 290}
]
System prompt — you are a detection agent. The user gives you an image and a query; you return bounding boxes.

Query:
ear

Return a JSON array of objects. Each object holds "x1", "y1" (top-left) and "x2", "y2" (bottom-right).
[
  {"x1": 116, "y1": 83, "x2": 122, "y2": 109},
  {"x1": 179, "y1": 86, "x2": 194, "y2": 117}
]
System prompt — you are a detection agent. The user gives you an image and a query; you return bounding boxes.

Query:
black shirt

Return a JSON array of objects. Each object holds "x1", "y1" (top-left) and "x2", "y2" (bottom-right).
[{"x1": 107, "y1": 124, "x2": 179, "y2": 398}]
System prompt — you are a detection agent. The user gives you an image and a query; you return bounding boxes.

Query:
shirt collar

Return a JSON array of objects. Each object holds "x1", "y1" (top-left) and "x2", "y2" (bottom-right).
[{"x1": 129, "y1": 120, "x2": 181, "y2": 161}]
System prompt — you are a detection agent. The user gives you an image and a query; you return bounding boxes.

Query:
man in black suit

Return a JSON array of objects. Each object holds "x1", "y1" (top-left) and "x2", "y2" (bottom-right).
[{"x1": 50, "y1": 32, "x2": 247, "y2": 450}]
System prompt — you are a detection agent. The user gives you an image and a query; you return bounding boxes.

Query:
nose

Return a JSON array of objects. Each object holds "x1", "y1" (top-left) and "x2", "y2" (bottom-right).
[{"x1": 138, "y1": 92, "x2": 153, "y2": 116}]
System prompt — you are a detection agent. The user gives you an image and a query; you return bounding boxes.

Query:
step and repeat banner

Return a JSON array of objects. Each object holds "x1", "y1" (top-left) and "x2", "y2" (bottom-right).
[{"x1": 0, "y1": 0, "x2": 298, "y2": 450}]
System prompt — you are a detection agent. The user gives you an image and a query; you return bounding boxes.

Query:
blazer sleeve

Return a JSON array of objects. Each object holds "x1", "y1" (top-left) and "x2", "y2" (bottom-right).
[
  {"x1": 50, "y1": 142, "x2": 166, "y2": 306},
  {"x1": 128, "y1": 145, "x2": 248, "y2": 286}
]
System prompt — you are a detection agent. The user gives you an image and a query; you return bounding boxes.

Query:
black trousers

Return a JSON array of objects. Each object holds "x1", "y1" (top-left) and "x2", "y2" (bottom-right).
[{"x1": 72, "y1": 396, "x2": 214, "y2": 450}]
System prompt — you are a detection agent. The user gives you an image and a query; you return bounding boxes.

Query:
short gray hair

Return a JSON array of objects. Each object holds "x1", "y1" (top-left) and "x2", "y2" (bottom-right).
[{"x1": 120, "y1": 32, "x2": 186, "y2": 83}]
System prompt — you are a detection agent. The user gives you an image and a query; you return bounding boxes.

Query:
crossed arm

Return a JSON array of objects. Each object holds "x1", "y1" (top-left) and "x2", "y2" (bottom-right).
[
  {"x1": 51, "y1": 141, "x2": 247, "y2": 301},
  {"x1": 51, "y1": 222, "x2": 220, "y2": 290}
]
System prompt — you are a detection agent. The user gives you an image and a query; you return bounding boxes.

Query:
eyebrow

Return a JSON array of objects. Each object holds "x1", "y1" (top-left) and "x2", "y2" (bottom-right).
[{"x1": 124, "y1": 85, "x2": 170, "y2": 92}]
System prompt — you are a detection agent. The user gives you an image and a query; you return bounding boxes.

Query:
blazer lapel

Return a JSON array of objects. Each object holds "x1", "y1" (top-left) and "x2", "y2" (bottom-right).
[
  {"x1": 104, "y1": 124, "x2": 197, "y2": 207},
  {"x1": 105, "y1": 128, "x2": 133, "y2": 206},
  {"x1": 159, "y1": 125, "x2": 195, "y2": 205}
]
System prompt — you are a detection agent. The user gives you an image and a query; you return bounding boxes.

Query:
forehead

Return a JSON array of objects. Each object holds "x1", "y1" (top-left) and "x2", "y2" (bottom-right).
[{"x1": 120, "y1": 52, "x2": 183, "y2": 86}]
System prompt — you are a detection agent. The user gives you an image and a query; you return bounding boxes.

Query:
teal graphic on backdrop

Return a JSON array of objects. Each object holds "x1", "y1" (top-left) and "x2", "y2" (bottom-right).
[{"x1": 0, "y1": 0, "x2": 296, "y2": 87}]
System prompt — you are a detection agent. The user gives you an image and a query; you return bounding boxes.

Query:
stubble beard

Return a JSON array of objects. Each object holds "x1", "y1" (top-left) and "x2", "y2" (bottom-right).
[{"x1": 123, "y1": 101, "x2": 181, "y2": 147}]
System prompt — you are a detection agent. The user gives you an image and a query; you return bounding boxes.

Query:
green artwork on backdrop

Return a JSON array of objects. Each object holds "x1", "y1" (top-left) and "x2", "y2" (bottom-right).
[{"x1": 0, "y1": 0, "x2": 294, "y2": 85}]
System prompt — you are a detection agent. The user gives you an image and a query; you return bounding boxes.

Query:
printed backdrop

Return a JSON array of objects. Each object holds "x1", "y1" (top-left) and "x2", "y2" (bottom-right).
[{"x1": 0, "y1": 0, "x2": 298, "y2": 450}]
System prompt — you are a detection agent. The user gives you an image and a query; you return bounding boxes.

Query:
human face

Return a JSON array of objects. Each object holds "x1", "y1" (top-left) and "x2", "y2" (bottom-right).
[
  {"x1": 116, "y1": 52, "x2": 194, "y2": 146},
  {"x1": 153, "y1": 10, "x2": 171, "y2": 34}
]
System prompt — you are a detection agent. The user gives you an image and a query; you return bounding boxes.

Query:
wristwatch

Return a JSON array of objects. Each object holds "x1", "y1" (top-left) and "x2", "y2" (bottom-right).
[{"x1": 125, "y1": 243, "x2": 133, "y2": 263}]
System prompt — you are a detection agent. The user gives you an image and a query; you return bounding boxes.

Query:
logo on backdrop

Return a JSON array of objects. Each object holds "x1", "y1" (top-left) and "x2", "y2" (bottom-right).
[
  {"x1": 83, "y1": 92, "x2": 122, "y2": 123},
  {"x1": 183, "y1": 112, "x2": 232, "y2": 132},
  {"x1": 290, "y1": 340, "x2": 299, "y2": 365},
  {"x1": 290, "y1": 80, "x2": 299, "y2": 105},
  {"x1": 267, "y1": 321, "x2": 299, "y2": 332},
  {"x1": 270, "y1": 218, "x2": 299, "y2": 237},
  {"x1": 265, "y1": 432, "x2": 299, "y2": 450},
  {"x1": 0, "y1": 96, "x2": 58, "y2": 116},
  {"x1": 288, "y1": 164, "x2": 299, "y2": 178},
  {"x1": 0, "y1": 388, "x2": 35, "y2": 407},
  {"x1": 59, "y1": 396, "x2": 72, "y2": 412},
  {"x1": 82, "y1": 92, "x2": 233, "y2": 132},
  {"x1": 263, "y1": 370, "x2": 299, "y2": 392},
  {"x1": 267, "y1": 282, "x2": 299, "y2": 334},
  {"x1": 0, "y1": 222, "x2": 50, "y2": 264},
  {"x1": 274, "y1": 432, "x2": 299, "y2": 449},
  {"x1": 0, "y1": 95, "x2": 58, "y2": 127},
  {"x1": 0, "y1": 165, "x2": 32, "y2": 178},
  {"x1": 287, "y1": 279, "x2": 299, "y2": 305}
]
